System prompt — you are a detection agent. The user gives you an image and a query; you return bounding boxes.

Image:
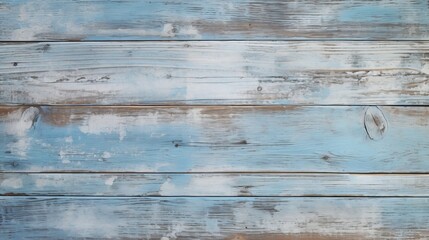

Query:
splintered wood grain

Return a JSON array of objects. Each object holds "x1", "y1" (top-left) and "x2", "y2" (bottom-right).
[
  {"x1": 1, "y1": 173, "x2": 429, "y2": 197},
  {"x1": 1, "y1": 105, "x2": 429, "y2": 172},
  {"x1": 0, "y1": 0, "x2": 428, "y2": 40},
  {"x1": 1, "y1": 197, "x2": 428, "y2": 239},
  {"x1": 1, "y1": 41, "x2": 429, "y2": 105}
]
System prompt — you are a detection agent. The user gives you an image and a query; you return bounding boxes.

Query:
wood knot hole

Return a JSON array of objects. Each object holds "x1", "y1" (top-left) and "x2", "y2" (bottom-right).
[{"x1": 364, "y1": 106, "x2": 388, "y2": 141}]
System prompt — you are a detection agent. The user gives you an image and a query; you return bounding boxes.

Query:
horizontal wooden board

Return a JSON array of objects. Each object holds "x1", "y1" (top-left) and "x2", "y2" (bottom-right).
[
  {"x1": 1, "y1": 197, "x2": 428, "y2": 239},
  {"x1": 1, "y1": 173, "x2": 429, "y2": 197},
  {"x1": 1, "y1": 0, "x2": 428, "y2": 40},
  {"x1": 1, "y1": 105, "x2": 429, "y2": 172},
  {"x1": 1, "y1": 42, "x2": 429, "y2": 105}
]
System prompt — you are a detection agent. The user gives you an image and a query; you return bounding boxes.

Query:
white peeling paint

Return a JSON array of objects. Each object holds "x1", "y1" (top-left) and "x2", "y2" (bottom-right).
[
  {"x1": 1, "y1": 177, "x2": 23, "y2": 189},
  {"x1": 79, "y1": 114, "x2": 127, "y2": 141},
  {"x1": 162, "y1": 223, "x2": 186, "y2": 239},
  {"x1": 78, "y1": 112, "x2": 164, "y2": 140},
  {"x1": 4, "y1": 107, "x2": 39, "y2": 158},
  {"x1": 11, "y1": 1, "x2": 87, "y2": 40},
  {"x1": 34, "y1": 175, "x2": 65, "y2": 188},
  {"x1": 104, "y1": 176, "x2": 117, "y2": 186},
  {"x1": 102, "y1": 151, "x2": 112, "y2": 159},
  {"x1": 49, "y1": 205, "x2": 122, "y2": 238},
  {"x1": 232, "y1": 201, "x2": 382, "y2": 236},
  {"x1": 178, "y1": 25, "x2": 201, "y2": 39},
  {"x1": 7, "y1": 138, "x2": 31, "y2": 158},
  {"x1": 161, "y1": 23, "x2": 175, "y2": 37},
  {"x1": 65, "y1": 136, "x2": 73, "y2": 143},
  {"x1": 160, "y1": 175, "x2": 236, "y2": 195},
  {"x1": 59, "y1": 150, "x2": 71, "y2": 164},
  {"x1": 35, "y1": 178, "x2": 51, "y2": 188},
  {"x1": 5, "y1": 107, "x2": 39, "y2": 137}
]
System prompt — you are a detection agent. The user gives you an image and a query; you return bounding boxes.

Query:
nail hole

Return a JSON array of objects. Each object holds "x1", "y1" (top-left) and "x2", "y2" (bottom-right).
[
  {"x1": 174, "y1": 143, "x2": 179, "y2": 148},
  {"x1": 13, "y1": 62, "x2": 18, "y2": 66},
  {"x1": 257, "y1": 86, "x2": 262, "y2": 91}
]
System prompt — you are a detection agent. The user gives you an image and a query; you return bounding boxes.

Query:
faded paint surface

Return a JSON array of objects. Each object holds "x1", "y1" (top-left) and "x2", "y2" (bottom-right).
[
  {"x1": 1, "y1": 42, "x2": 429, "y2": 105},
  {"x1": 1, "y1": 106, "x2": 429, "y2": 172},
  {"x1": 1, "y1": 0, "x2": 429, "y2": 239},
  {"x1": 0, "y1": 0, "x2": 428, "y2": 40},
  {"x1": 1, "y1": 197, "x2": 428, "y2": 239}
]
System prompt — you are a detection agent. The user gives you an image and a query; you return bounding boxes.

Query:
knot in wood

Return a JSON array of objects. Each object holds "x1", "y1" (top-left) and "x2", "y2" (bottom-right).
[{"x1": 364, "y1": 106, "x2": 388, "y2": 141}]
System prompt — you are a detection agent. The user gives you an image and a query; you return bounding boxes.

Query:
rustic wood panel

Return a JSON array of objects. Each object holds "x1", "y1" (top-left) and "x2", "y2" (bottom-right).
[
  {"x1": 1, "y1": 42, "x2": 429, "y2": 105},
  {"x1": 2, "y1": 173, "x2": 429, "y2": 197},
  {"x1": 1, "y1": 0, "x2": 428, "y2": 40},
  {"x1": 1, "y1": 105, "x2": 429, "y2": 172},
  {"x1": 1, "y1": 197, "x2": 428, "y2": 239}
]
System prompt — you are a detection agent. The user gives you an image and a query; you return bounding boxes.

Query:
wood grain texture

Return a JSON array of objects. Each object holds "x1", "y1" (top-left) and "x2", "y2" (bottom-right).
[
  {"x1": 1, "y1": 41, "x2": 429, "y2": 105},
  {"x1": 1, "y1": 105, "x2": 429, "y2": 172},
  {"x1": 1, "y1": 197, "x2": 428, "y2": 239},
  {"x1": 2, "y1": 173, "x2": 429, "y2": 197},
  {"x1": 0, "y1": 0, "x2": 428, "y2": 40}
]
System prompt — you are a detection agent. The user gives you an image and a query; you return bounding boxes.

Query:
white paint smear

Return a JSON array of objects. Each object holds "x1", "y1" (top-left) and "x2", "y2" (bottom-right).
[
  {"x1": 1, "y1": 177, "x2": 23, "y2": 189},
  {"x1": 160, "y1": 175, "x2": 236, "y2": 196},
  {"x1": 5, "y1": 107, "x2": 39, "y2": 158},
  {"x1": 104, "y1": 176, "x2": 117, "y2": 186},
  {"x1": 49, "y1": 205, "x2": 123, "y2": 238},
  {"x1": 79, "y1": 114, "x2": 127, "y2": 140},
  {"x1": 232, "y1": 200, "x2": 382, "y2": 236}
]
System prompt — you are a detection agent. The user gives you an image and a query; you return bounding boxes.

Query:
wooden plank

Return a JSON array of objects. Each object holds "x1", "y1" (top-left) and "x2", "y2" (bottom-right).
[
  {"x1": 1, "y1": 42, "x2": 429, "y2": 105},
  {"x1": 1, "y1": 197, "x2": 428, "y2": 239},
  {"x1": 1, "y1": 173, "x2": 429, "y2": 197},
  {"x1": 1, "y1": 0, "x2": 428, "y2": 40},
  {"x1": 1, "y1": 105, "x2": 429, "y2": 172}
]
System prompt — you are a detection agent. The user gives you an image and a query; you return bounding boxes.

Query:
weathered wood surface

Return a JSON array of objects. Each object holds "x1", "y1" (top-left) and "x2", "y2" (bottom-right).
[
  {"x1": 1, "y1": 105, "x2": 428, "y2": 172},
  {"x1": 2, "y1": 173, "x2": 429, "y2": 197},
  {"x1": 1, "y1": 0, "x2": 429, "y2": 40},
  {"x1": 1, "y1": 42, "x2": 429, "y2": 105},
  {"x1": 1, "y1": 197, "x2": 428, "y2": 239}
]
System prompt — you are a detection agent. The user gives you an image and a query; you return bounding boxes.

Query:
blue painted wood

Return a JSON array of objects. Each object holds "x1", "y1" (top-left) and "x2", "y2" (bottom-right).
[
  {"x1": 1, "y1": 106, "x2": 428, "y2": 172},
  {"x1": 1, "y1": 42, "x2": 429, "y2": 105},
  {"x1": 0, "y1": 0, "x2": 428, "y2": 40},
  {"x1": 1, "y1": 173, "x2": 429, "y2": 197},
  {"x1": 1, "y1": 197, "x2": 428, "y2": 239},
  {"x1": 1, "y1": 1, "x2": 429, "y2": 238}
]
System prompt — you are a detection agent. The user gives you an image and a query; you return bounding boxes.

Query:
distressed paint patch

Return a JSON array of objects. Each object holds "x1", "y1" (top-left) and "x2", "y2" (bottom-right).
[
  {"x1": 48, "y1": 204, "x2": 124, "y2": 238},
  {"x1": 4, "y1": 107, "x2": 39, "y2": 158},
  {"x1": 79, "y1": 114, "x2": 127, "y2": 141},
  {"x1": 232, "y1": 201, "x2": 382, "y2": 236},
  {"x1": 159, "y1": 175, "x2": 236, "y2": 195},
  {"x1": 104, "y1": 176, "x2": 117, "y2": 186},
  {"x1": 1, "y1": 177, "x2": 23, "y2": 189}
]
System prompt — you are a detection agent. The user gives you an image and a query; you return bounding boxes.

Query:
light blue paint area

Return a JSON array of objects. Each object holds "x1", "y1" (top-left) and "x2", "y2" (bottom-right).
[
  {"x1": 339, "y1": 6, "x2": 402, "y2": 23},
  {"x1": 2, "y1": 173, "x2": 429, "y2": 196},
  {"x1": 2, "y1": 106, "x2": 429, "y2": 172},
  {"x1": 2, "y1": 41, "x2": 429, "y2": 105},
  {"x1": 2, "y1": 0, "x2": 429, "y2": 40},
  {"x1": 0, "y1": 197, "x2": 428, "y2": 239}
]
